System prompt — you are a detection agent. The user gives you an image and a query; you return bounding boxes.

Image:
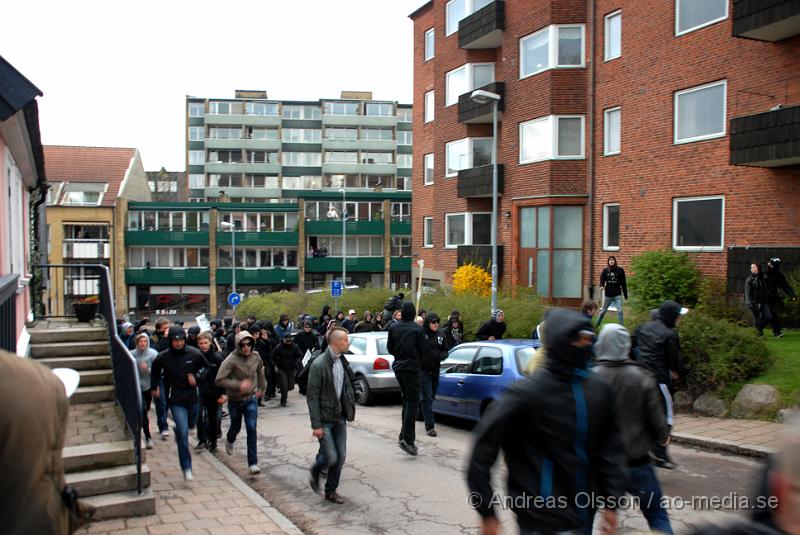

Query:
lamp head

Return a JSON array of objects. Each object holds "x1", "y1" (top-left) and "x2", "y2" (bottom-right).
[{"x1": 470, "y1": 89, "x2": 501, "y2": 104}]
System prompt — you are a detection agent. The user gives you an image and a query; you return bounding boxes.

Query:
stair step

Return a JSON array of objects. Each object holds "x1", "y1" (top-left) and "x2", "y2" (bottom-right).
[
  {"x1": 81, "y1": 488, "x2": 155, "y2": 520},
  {"x1": 78, "y1": 369, "x2": 114, "y2": 387},
  {"x1": 38, "y1": 355, "x2": 111, "y2": 371},
  {"x1": 31, "y1": 341, "x2": 109, "y2": 358},
  {"x1": 29, "y1": 327, "x2": 107, "y2": 344},
  {"x1": 71, "y1": 385, "x2": 115, "y2": 405},
  {"x1": 63, "y1": 441, "x2": 135, "y2": 473},
  {"x1": 65, "y1": 463, "x2": 150, "y2": 498}
]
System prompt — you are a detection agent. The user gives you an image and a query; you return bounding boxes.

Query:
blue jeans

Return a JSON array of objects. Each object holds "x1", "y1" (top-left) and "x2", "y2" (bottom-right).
[
  {"x1": 313, "y1": 419, "x2": 347, "y2": 493},
  {"x1": 628, "y1": 463, "x2": 673, "y2": 534},
  {"x1": 155, "y1": 378, "x2": 168, "y2": 432},
  {"x1": 597, "y1": 295, "x2": 624, "y2": 325},
  {"x1": 227, "y1": 396, "x2": 259, "y2": 466},
  {"x1": 169, "y1": 402, "x2": 199, "y2": 471},
  {"x1": 419, "y1": 370, "x2": 437, "y2": 431}
]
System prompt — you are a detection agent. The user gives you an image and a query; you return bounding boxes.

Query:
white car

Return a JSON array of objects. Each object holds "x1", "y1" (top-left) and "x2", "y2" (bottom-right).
[{"x1": 346, "y1": 331, "x2": 399, "y2": 405}]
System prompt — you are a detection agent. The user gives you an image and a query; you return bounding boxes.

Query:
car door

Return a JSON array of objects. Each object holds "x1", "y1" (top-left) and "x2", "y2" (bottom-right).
[
  {"x1": 460, "y1": 346, "x2": 504, "y2": 420},
  {"x1": 434, "y1": 346, "x2": 479, "y2": 416},
  {"x1": 345, "y1": 335, "x2": 369, "y2": 375}
]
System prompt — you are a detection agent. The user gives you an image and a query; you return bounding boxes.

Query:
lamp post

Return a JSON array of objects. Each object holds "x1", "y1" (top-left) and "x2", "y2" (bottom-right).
[
  {"x1": 470, "y1": 89, "x2": 501, "y2": 314},
  {"x1": 339, "y1": 188, "x2": 346, "y2": 288},
  {"x1": 220, "y1": 220, "x2": 237, "y2": 320}
]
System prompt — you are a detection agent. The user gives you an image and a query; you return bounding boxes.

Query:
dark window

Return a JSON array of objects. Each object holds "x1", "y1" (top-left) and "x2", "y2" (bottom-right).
[
  {"x1": 605, "y1": 205, "x2": 619, "y2": 249},
  {"x1": 675, "y1": 198, "x2": 723, "y2": 248},
  {"x1": 471, "y1": 347, "x2": 503, "y2": 375}
]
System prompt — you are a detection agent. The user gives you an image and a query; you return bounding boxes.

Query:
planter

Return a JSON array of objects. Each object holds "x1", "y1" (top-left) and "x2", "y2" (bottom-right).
[{"x1": 74, "y1": 302, "x2": 98, "y2": 322}]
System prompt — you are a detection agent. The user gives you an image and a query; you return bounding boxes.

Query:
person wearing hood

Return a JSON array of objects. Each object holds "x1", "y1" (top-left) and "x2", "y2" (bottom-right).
[
  {"x1": 420, "y1": 313, "x2": 448, "y2": 437},
  {"x1": 765, "y1": 257, "x2": 797, "y2": 339},
  {"x1": 633, "y1": 300, "x2": 688, "y2": 470},
  {"x1": 148, "y1": 316, "x2": 171, "y2": 440},
  {"x1": 387, "y1": 301, "x2": 428, "y2": 456},
  {"x1": 119, "y1": 322, "x2": 135, "y2": 349},
  {"x1": 295, "y1": 321, "x2": 321, "y2": 356},
  {"x1": 132, "y1": 333, "x2": 158, "y2": 449},
  {"x1": 186, "y1": 325, "x2": 201, "y2": 348},
  {"x1": 596, "y1": 256, "x2": 628, "y2": 327},
  {"x1": 216, "y1": 330, "x2": 267, "y2": 474},
  {"x1": 353, "y1": 311, "x2": 376, "y2": 333},
  {"x1": 476, "y1": 309, "x2": 507, "y2": 341},
  {"x1": 195, "y1": 332, "x2": 226, "y2": 453},
  {"x1": 270, "y1": 333, "x2": 304, "y2": 407},
  {"x1": 150, "y1": 326, "x2": 208, "y2": 481},
  {"x1": 745, "y1": 263, "x2": 771, "y2": 336},
  {"x1": 467, "y1": 309, "x2": 626, "y2": 535},
  {"x1": 275, "y1": 314, "x2": 293, "y2": 339},
  {"x1": 341, "y1": 310, "x2": 358, "y2": 333},
  {"x1": 249, "y1": 326, "x2": 270, "y2": 407},
  {"x1": 441, "y1": 316, "x2": 463, "y2": 348},
  {"x1": 594, "y1": 324, "x2": 672, "y2": 534}
]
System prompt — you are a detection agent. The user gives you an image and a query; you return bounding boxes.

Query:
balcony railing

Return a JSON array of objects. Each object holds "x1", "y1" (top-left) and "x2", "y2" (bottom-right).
[
  {"x1": 459, "y1": 82, "x2": 505, "y2": 124},
  {"x1": 730, "y1": 104, "x2": 800, "y2": 167},
  {"x1": 732, "y1": 0, "x2": 800, "y2": 41},
  {"x1": 457, "y1": 164, "x2": 505, "y2": 198},
  {"x1": 459, "y1": 0, "x2": 505, "y2": 49},
  {"x1": 0, "y1": 274, "x2": 19, "y2": 353},
  {"x1": 62, "y1": 239, "x2": 110, "y2": 259}
]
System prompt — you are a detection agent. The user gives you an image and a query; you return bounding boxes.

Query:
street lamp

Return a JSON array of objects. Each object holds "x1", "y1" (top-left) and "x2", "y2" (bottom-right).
[
  {"x1": 470, "y1": 89, "x2": 501, "y2": 315},
  {"x1": 220, "y1": 220, "x2": 237, "y2": 320},
  {"x1": 338, "y1": 188, "x2": 346, "y2": 288}
]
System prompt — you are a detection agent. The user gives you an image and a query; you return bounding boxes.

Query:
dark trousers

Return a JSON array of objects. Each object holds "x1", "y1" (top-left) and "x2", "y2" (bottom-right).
[
  {"x1": 154, "y1": 378, "x2": 168, "y2": 432},
  {"x1": 419, "y1": 370, "x2": 438, "y2": 431},
  {"x1": 395, "y1": 369, "x2": 421, "y2": 446},
  {"x1": 197, "y1": 395, "x2": 221, "y2": 447},
  {"x1": 278, "y1": 368, "x2": 295, "y2": 404},
  {"x1": 141, "y1": 390, "x2": 153, "y2": 440},
  {"x1": 751, "y1": 303, "x2": 773, "y2": 335},
  {"x1": 266, "y1": 362, "x2": 278, "y2": 398},
  {"x1": 312, "y1": 419, "x2": 347, "y2": 493},
  {"x1": 766, "y1": 298, "x2": 783, "y2": 336},
  {"x1": 628, "y1": 463, "x2": 673, "y2": 534}
]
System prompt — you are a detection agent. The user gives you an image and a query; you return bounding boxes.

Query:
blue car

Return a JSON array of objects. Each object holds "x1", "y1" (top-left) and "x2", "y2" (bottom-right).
[{"x1": 432, "y1": 339, "x2": 540, "y2": 422}]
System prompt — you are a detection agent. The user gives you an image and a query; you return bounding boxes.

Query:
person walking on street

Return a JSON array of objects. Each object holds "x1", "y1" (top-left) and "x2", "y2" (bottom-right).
[
  {"x1": 149, "y1": 316, "x2": 171, "y2": 440},
  {"x1": 745, "y1": 263, "x2": 771, "y2": 336},
  {"x1": 150, "y1": 326, "x2": 208, "y2": 481},
  {"x1": 132, "y1": 333, "x2": 158, "y2": 449},
  {"x1": 196, "y1": 333, "x2": 226, "y2": 453},
  {"x1": 216, "y1": 331, "x2": 267, "y2": 474},
  {"x1": 594, "y1": 324, "x2": 674, "y2": 534},
  {"x1": 295, "y1": 320, "x2": 321, "y2": 356},
  {"x1": 307, "y1": 327, "x2": 357, "y2": 504},
  {"x1": 387, "y1": 301, "x2": 427, "y2": 456},
  {"x1": 270, "y1": 333, "x2": 303, "y2": 407},
  {"x1": 442, "y1": 316, "x2": 463, "y2": 347},
  {"x1": 354, "y1": 311, "x2": 376, "y2": 333},
  {"x1": 596, "y1": 256, "x2": 628, "y2": 327},
  {"x1": 467, "y1": 309, "x2": 627, "y2": 535},
  {"x1": 476, "y1": 309, "x2": 506, "y2": 341},
  {"x1": 765, "y1": 257, "x2": 797, "y2": 338},
  {"x1": 420, "y1": 313, "x2": 448, "y2": 437}
]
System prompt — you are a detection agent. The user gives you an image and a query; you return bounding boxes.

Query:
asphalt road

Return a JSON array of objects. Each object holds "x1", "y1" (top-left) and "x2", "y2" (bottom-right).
[{"x1": 216, "y1": 394, "x2": 766, "y2": 535}]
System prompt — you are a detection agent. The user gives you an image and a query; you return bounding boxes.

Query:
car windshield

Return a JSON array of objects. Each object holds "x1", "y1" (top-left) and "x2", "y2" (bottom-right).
[
  {"x1": 376, "y1": 338, "x2": 389, "y2": 355},
  {"x1": 515, "y1": 347, "x2": 536, "y2": 374}
]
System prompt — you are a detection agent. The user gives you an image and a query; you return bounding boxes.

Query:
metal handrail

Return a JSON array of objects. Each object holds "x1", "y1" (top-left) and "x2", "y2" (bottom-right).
[{"x1": 0, "y1": 274, "x2": 20, "y2": 353}]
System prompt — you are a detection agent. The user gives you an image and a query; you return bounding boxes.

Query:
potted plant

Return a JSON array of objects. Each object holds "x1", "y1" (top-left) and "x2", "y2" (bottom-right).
[{"x1": 73, "y1": 295, "x2": 100, "y2": 322}]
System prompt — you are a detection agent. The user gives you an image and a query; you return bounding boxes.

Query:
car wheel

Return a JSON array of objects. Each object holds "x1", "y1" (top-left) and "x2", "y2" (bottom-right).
[{"x1": 354, "y1": 375, "x2": 374, "y2": 406}]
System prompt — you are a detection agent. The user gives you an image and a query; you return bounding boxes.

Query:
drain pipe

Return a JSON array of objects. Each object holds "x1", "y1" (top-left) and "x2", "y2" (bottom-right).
[{"x1": 587, "y1": 0, "x2": 597, "y2": 301}]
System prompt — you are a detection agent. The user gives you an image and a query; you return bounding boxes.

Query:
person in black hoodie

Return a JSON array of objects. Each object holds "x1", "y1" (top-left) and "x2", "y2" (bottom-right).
[
  {"x1": 186, "y1": 325, "x2": 201, "y2": 348},
  {"x1": 295, "y1": 321, "x2": 321, "y2": 356},
  {"x1": 270, "y1": 333, "x2": 304, "y2": 407},
  {"x1": 765, "y1": 257, "x2": 797, "y2": 339},
  {"x1": 467, "y1": 309, "x2": 627, "y2": 535},
  {"x1": 420, "y1": 313, "x2": 448, "y2": 437},
  {"x1": 476, "y1": 309, "x2": 506, "y2": 341},
  {"x1": 150, "y1": 326, "x2": 208, "y2": 480},
  {"x1": 596, "y1": 256, "x2": 628, "y2": 327},
  {"x1": 745, "y1": 263, "x2": 771, "y2": 336},
  {"x1": 195, "y1": 332, "x2": 226, "y2": 452},
  {"x1": 387, "y1": 301, "x2": 427, "y2": 456}
]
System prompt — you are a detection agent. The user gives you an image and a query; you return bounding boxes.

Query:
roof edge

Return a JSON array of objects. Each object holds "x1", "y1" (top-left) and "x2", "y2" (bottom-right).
[{"x1": 409, "y1": 0, "x2": 434, "y2": 19}]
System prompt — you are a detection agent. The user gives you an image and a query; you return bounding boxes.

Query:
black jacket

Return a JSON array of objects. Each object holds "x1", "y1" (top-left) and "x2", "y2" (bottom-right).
[
  {"x1": 198, "y1": 349, "x2": 225, "y2": 399},
  {"x1": 387, "y1": 302, "x2": 427, "y2": 373},
  {"x1": 600, "y1": 265, "x2": 628, "y2": 299},
  {"x1": 633, "y1": 301, "x2": 685, "y2": 385},
  {"x1": 306, "y1": 348, "x2": 356, "y2": 428},
  {"x1": 467, "y1": 309, "x2": 627, "y2": 532},
  {"x1": 745, "y1": 273, "x2": 768, "y2": 307},
  {"x1": 270, "y1": 342, "x2": 303, "y2": 372},
  {"x1": 421, "y1": 328, "x2": 449, "y2": 373},
  {"x1": 765, "y1": 266, "x2": 796, "y2": 302},
  {"x1": 475, "y1": 319, "x2": 506, "y2": 341},
  {"x1": 341, "y1": 318, "x2": 356, "y2": 333},
  {"x1": 441, "y1": 325, "x2": 462, "y2": 348},
  {"x1": 150, "y1": 345, "x2": 207, "y2": 406},
  {"x1": 294, "y1": 330, "x2": 320, "y2": 355}
]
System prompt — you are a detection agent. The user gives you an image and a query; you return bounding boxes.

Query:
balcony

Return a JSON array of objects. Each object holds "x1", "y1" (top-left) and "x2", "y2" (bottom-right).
[
  {"x1": 125, "y1": 268, "x2": 209, "y2": 285},
  {"x1": 125, "y1": 230, "x2": 209, "y2": 246},
  {"x1": 305, "y1": 256, "x2": 385, "y2": 273},
  {"x1": 205, "y1": 138, "x2": 281, "y2": 151},
  {"x1": 205, "y1": 114, "x2": 281, "y2": 127},
  {"x1": 322, "y1": 114, "x2": 397, "y2": 127},
  {"x1": 459, "y1": 0, "x2": 505, "y2": 49},
  {"x1": 216, "y1": 230, "x2": 299, "y2": 247},
  {"x1": 390, "y1": 220, "x2": 412, "y2": 235},
  {"x1": 390, "y1": 257, "x2": 412, "y2": 272},
  {"x1": 459, "y1": 82, "x2": 505, "y2": 124},
  {"x1": 457, "y1": 245, "x2": 504, "y2": 275},
  {"x1": 457, "y1": 164, "x2": 504, "y2": 198},
  {"x1": 305, "y1": 220, "x2": 384, "y2": 235},
  {"x1": 216, "y1": 268, "x2": 298, "y2": 285},
  {"x1": 204, "y1": 162, "x2": 281, "y2": 174},
  {"x1": 62, "y1": 240, "x2": 110, "y2": 259},
  {"x1": 733, "y1": 0, "x2": 800, "y2": 41},
  {"x1": 730, "y1": 104, "x2": 800, "y2": 167},
  {"x1": 321, "y1": 138, "x2": 395, "y2": 151},
  {"x1": 321, "y1": 162, "x2": 397, "y2": 175}
]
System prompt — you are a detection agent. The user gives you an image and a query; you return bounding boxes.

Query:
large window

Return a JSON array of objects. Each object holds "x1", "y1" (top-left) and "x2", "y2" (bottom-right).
[
  {"x1": 604, "y1": 107, "x2": 621, "y2": 156},
  {"x1": 219, "y1": 212, "x2": 297, "y2": 232},
  {"x1": 282, "y1": 128, "x2": 321, "y2": 143},
  {"x1": 520, "y1": 115, "x2": 585, "y2": 164},
  {"x1": 398, "y1": 108, "x2": 412, "y2": 122},
  {"x1": 245, "y1": 102, "x2": 279, "y2": 116},
  {"x1": 188, "y1": 126, "x2": 205, "y2": 141},
  {"x1": 246, "y1": 150, "x2": 278, "y2": 163},
  {"x1": 308, "y1": 237, "x2": 383, "y2": 257},
  {"x1": 366, "y1": 103, "x2": 393, "y2": 116},
  {"x1": 424, "y1": 28, "x2": 435, "y2": 61},
  {"x1": 129, "y1": 211, "x2": 209, "y2": 231},
  {"x1": 676, "y1": 0, "x2": 727, "y2": 35},
  {"x1": 362, "y1": 152, "x2": 394, "y2": 164},
  {"x1": 446, "y1": 63, "x2": 495, "y2": 107},
  {"x1": 397, "y1": 154, "x2": 412, "y2": 168},
  {"x1": 219, "y1": 247, "x2": 298, "y2": 268},
  {"x1": 674, "y1": 80, "x2": 726, "y2": 144},
  {"x1": 424, "y1": 153, "x2": 434, "y2": 185},
  {"x1": 397, "y1": 131, "x2": 413, "y2": 145},
  {"x1": 520, "y1": 25, "x2": 585, "y2": 78},
  {"x1": 282, "y1": 175, "x2": 321, "y2": 190},
  {"x1": 424, "y1": 91, "x2": 435, "y2": 123},
  {"x1": 209, "y1": 127, "x2": 241, "y2": 139},
  {"x1": 362, "y1": 128, "x2": 394, "y2": 141},
  {"x1": 325, "y1": 151, "x2": 358, "y2": 163},
  {"x1": 391, "y1": 202, "x2": 412, "y2": 222},
  {"x1": 128, "y1": 247, "x2": 209, "y2": 268},
  {"x1": 673, "y1": 196, "x2": 724, "y2": 251},
  {"x1": 445, "y1": 212, "x2": 491, "y2": 247},
  {"x1": 248, "y1": 127, "x2": 279, "y2": 140},
  {"x1": 445, "y1": 0, "x2": 492, "y2": 35},
  {"x1": 209, "y1": 101, "x2": 234, "y2": 115},
  {"x1": 325, "y1": 102, "x2": 360, "y2": 116},
  {"x1": 326, "y1": 127, "x2": 358, "y2": 140},
  {"x1": 188, "y1": 174, "x2": 205, "y2": 189},
  {"x1": 423, "y1": 217, "x2": 433, "y2": 247},
  {"x1": 207, "y1": 150, "x2": 242, "y2": 164},
  {"x1": 446, "y1": 138, "x2": 491, "y2": 176},
  {"x1": 603, "y1": 204, "x2": 620, "y2": 250},
  {"x1": 391, "y1": 236, "x2": 412, "y2": 257},
  {"x1": 188, "y1": 150, "x2": 205, "y2": 165},
  {"x1": 284, "y1": 152, "x2": 322, "y2": 166},
  {"x1": 282, "y1": 105, "x2": 321, "y2": 119},
  {"x1": 604, "y1": 11, "x2": 621, "y2": 61},
  {"x1": 306, "y1": 201, "x2": 383, "y2": 221},
  {"x1": 188, "y1": 102, "x2": 204, "y2": 117}
]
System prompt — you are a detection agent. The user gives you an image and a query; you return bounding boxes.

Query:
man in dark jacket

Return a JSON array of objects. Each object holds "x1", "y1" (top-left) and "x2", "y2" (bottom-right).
[
  {"x1": 745, "y1": 263, "x2": 771, "y2": 336},
  {"x1": 420, "y1": 313, "x2": 448, "y2": 437},
  {"x1": 467, "y1": 309, "x2": 627, "y2": 535},
  {"x1": 295, "y1": 321, "x2": 321, "y2": 356},
  {"x1": 596, "y1": 256, "x2": 628, "y2": 327},
  {"x1": 594, "y1": 324, "x2": 673, "y2": 534},
  {"x1": 765, "y1": 257, "x2": 797, "y2": 339},
  {"x1": 150, "y1": 326, "x2": 208, "y2": 480},
  {"x1": 307, "y1": 327, "x2": 356, "y2": 504},
  {"x1": 270, "y1": 333, "x2": 304, "y2": 407},
  {"x1": 476, "y1": 309, "x2": 506, "y2": 341},
  {"x1": 353, "y1": 311, "x2": 376, "y2": 333},
  {"x1": 196, "y1": 332, "x2": 226, "y2": 453},
  {"x1": 387, "y1": 301, "x2": 428, "y2": 456},
  {"x1": 633, "y1": 300, "x2": 688, "y2": 470},
  {"x1": 341, "y1": 309, "x2": 357, "y2": 333}
]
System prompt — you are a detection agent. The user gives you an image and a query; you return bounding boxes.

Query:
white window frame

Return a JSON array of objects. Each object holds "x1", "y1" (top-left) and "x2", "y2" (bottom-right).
[
  {"x1": 424, "y1": 28, "x2": 435, "y2": 61},
  {"x1": 445, "y1": 0, "x2": 492, "y2": 36},
  {"x1": 446, "y1": 63, "x2": 495, "y2": 107},
  {"x1": 519, "y1": 115, "x2": 586, "y2": 164},
  {"x1": 188, "y1": 126, "x2": 205, "y2": 141},
  {"x1": 445, "y1": 137, "x2": 492, "y2": 177},
  {"x1": 675, "y1": 0, "x2": 728, "y2": 36},
  {"x1": 424, "y1": 91, "x2": 435, "y2": 123},
  {"x1": 188, "y1": 150, "x2": 205, "y2": 166},
  {"x1": 444, "y1": 212, "x2": 491, "y2": 248},
  {"x1": 603, "y1": 107, "x2": 621, "y2": 156},
  {"x1": 397, "y1": 131, "x2": 413, "y2": 145},
  {"x1": 209, "y1": 101, "x2": 233, "y2": 115},
  {"x1": 602, "y1": 203, "x2": 620, "y2": 251},
  {"x1": 188, "y1": 102, "x2": 204, "y2": 117},
  {"x1": 423, "y1": 153, "x2": 434, "y2": 185},
  {"x1": 188, "y1": 174, "x2": 205, "y2": 189},
  {"x1": 423, "y1": 217, "x2": 434, "y2": 248},
  {"x1": 672, "y1": 195, "x2": 725, "y2": 252},
  {"x1": 520, "y1": 24, "x2": 586, "y2": 79},
  {"x1": 604, "y1": 11, "x2": 621, "y2": 61},
  {"x1": 674, "y1": 80, "x2": 727, "y2": 144}
]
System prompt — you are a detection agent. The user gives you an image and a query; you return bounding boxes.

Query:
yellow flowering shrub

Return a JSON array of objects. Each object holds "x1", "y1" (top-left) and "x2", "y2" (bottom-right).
[{"x1": 452, "y1": 264, "x2": 491, "y2": 297}]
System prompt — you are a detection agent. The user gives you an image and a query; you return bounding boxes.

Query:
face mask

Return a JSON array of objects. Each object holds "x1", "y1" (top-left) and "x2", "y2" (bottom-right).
[{"x1": 562, "y1": 343, "x2": 593, "y2": 368}]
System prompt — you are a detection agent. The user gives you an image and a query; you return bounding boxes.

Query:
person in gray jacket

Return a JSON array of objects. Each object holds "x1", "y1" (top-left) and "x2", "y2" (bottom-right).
[
  {"x1": 132, "y1": 333, "x2": 158, "y2": 449},
  {"x1": 594, "y1": 323, "x2": 673, "y2": 534},
  {"x1": 307, "y1": 326, "x2": 356, "y2": 504}
]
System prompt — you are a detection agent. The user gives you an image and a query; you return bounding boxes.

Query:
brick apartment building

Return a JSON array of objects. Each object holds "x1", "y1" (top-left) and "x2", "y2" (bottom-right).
[{"x1": 410, "y1": 0, "x2": 800, "y2": 303}]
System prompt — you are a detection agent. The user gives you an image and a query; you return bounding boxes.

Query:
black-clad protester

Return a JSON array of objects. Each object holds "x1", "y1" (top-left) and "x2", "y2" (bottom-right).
[
  {"x1": 295, "y1": 321, "x2": 321, "y2": 356},
  {"x1": 441, "y1": 316, "x2": 463, "y2": 348},
  {"x1": 186, "y1": 325, "x2": 201, "y2": 348},
  {"x1": 475, "y1": 309, "x2": 506, "y2": 341},
  {"x1": 745, "y1": 263, "x2": 771, "y2": 336},
  {"x1": 765, "y1": 257, "x2": 797, "y2": 338},
  {"x1": 270, "y1": 333, "x2": 304, "y2": 407},
  {"x1": 249, "y1": 326, "x2": 271, "y2": 406},
  {"x1": 354, "y1": 311, "x2": 376, "y2": 333},
  {"x1": 420, "y1": 313, "x2": 449, "y2": 437},
  {"x1": 196, "y1": 332, "x2": 226, "y2": 452}
]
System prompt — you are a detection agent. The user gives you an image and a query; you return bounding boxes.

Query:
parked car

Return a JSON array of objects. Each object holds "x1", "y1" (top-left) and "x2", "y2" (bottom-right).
[
  {"x1": 432, "y1": 339, "x2": 540, "y2": 422},
  {"x1": 346, "y1": 331, "x2": 399, "y2": 405}
]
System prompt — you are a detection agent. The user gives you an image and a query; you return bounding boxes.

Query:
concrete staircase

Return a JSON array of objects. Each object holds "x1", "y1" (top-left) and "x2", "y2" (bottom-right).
[{"x1": 29, "y1": 324, "x2": 155, "y2": 520}]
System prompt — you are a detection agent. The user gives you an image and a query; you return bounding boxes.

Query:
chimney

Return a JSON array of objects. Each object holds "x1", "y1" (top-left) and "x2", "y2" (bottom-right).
[
  {"x1": 235, "y1": 90, "x2": 268, "y2": 99},
  {"x1": 340, "y1": 91, "x2": 373, "y2": 100}
]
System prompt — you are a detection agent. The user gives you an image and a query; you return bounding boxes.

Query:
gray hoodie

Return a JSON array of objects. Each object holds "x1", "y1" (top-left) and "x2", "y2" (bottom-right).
[
  {"x1": 594, "y1": 323, "x2": 631, "y2": 362},
  {"x1": 131, "y1": 333, "x2": 158, "y2": 391}
]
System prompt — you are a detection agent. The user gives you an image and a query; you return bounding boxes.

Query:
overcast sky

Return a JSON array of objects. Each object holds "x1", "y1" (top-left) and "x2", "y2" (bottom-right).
[{"x1": 2, "y1": 0, "x2": 422, "y2": 171}]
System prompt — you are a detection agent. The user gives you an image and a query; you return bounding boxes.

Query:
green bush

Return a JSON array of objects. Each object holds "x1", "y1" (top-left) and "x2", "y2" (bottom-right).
[
  {"x1": 695, "y1": 277, "x2": 751, "y2": 326},
  {"x1": 628, "y1": 250, "x2": 701, "y2": 312}
]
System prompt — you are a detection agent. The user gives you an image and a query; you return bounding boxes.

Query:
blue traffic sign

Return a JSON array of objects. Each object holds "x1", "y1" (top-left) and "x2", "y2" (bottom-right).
[
  {"x1": 227, "y1": 292, "x2": 242, "y2": 306},
  {"x1": 331, "y1": 280, "x2": 343, "y2": 297}
]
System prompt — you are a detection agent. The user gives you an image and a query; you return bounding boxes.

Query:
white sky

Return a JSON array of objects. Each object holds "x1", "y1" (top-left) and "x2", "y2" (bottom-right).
[{"x1": 1, "y1": 0, "x2": 423, "y2": 171}]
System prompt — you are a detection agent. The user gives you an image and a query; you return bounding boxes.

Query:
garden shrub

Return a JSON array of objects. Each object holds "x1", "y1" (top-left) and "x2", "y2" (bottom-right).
[
  {"x1": 452, "y1": 264, "x2": 491, "y2": 297},
  {"x1": 695, "y1": 277, "x2": 751, "y2": 326},
  {"x1": 628, "y1": 250, "x2": 701, "y2": 312}
]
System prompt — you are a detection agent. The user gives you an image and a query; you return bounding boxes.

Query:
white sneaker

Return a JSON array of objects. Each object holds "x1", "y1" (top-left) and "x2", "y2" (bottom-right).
[
  {"x1": 145, "y1": 439, "x2": 154, "y2": 449},
  {"x1": 249, "y1": 465, "x2": 261, "y2": 475},
  {"x1": 225, "y1": 440, "x2": 234, "y2": 455},
  {"x1": 161, "y1": 430, "x2": 169, "y2": 440},
  {"x1": 183, "y1": 469, "x2": 193, "y2": 481}
]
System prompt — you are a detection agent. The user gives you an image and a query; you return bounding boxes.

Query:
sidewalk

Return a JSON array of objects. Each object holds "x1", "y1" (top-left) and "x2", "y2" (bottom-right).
[{"x1": 672, "y1": 414, "x2": 787, "y2": 458}]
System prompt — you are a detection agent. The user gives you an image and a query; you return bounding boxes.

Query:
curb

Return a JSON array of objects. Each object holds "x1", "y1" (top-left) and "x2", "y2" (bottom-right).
[{"x1": 672, "y1": 432, "x2": 775, "y2": 459}]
